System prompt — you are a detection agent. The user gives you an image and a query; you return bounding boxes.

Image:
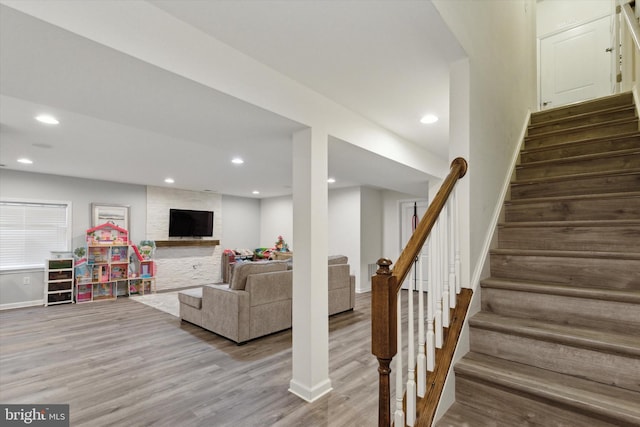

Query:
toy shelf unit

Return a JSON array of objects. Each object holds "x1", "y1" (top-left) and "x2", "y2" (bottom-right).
[
  {"x1": 44, "y1": 258, "x2": 75, "y2": 306},
  {"x1": 75, "y1": 223, "x2": 157, "y2": 302},
  {"x1": 77, "y1": 245, "x2": 126, "y2": 303},
  {"x1": 76, "y1": 222, "x2": 132, "y2": 303}
]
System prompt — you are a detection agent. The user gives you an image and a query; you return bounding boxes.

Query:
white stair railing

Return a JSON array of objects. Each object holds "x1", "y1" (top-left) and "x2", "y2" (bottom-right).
[
  {"x1": 392, "y1": 185, "x2": 463, "y2": 426},
  {"x1": 372, "y1": 157, "x2": 467, "y2": 427}
]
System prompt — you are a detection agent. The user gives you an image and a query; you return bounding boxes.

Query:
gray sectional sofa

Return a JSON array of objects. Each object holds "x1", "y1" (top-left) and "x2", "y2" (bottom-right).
[{"x1": 179, "y1": 255, "x2": 355, "y2": 343}]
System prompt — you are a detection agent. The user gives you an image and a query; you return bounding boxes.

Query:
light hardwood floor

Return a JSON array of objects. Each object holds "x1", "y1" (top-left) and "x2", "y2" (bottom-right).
[{"x1": 0, "y1": 293, "x2": 379, "y2": 427}]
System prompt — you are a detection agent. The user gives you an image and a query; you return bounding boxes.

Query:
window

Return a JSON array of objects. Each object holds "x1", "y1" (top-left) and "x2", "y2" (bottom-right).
[{"x1": 0, "y1": 200, "x2": 71, "y2": 270}]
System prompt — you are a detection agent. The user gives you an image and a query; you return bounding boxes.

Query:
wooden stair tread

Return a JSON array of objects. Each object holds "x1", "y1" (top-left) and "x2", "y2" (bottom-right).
[
  {"x1": 498, "y1": 219, "x2": 640, "y2": 227},
  {"x1": 527, "y1": 107, "x2": 637, "y2": 137},
  {"x1": 528, "y1": 104, "x2": 637, "y2": 130},
  {"x1": 516, "y1": 147, "x2": 640, "y2": 169},
  {"x1": 511, "y1": 167, "x2": 640, "y2": 186},
  {"x1": 455, "y1": 352, "x2": 640, "y2": 424},
  {"x1": 490, "y1": 248, "x2": 640, "y2": 260},
  {"x1": 481, "y1": 277, "x2": 640, "y2": 304},
  {"x1": 436, "y1": 92, "x2": 640, "y2": 426},
  {"x1": 520, "y1": 131, "x2": 640, "y2": 156},
  {"x1": 434, "y1": 402, "x2": 497, "y2": 426},
  {"x1": 469, "y1": 312, "x2": 640, "y2": 357},
  {"x1": 505, "y1": 191, "x2": 640, "y2": 206},
  {"x1": 524, "y1": 117, "x2": 639, "y2": 142},
  {"x1": 531, "y1": 92, "x2": 634, "y2": 124}
]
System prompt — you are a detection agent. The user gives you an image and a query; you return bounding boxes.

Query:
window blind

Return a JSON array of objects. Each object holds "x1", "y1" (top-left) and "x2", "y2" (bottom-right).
[{"x1": 0, "y1": 201, "x2": 70, "y2": 270}]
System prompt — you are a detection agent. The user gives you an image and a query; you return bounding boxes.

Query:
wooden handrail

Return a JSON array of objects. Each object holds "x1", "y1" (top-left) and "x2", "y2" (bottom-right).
[
  {"x1": 371, "y1": 157, "x2": 467, "y2": 427},
  {"x1": 391, "y1": 157, "x2": 467, "y2": 293}
]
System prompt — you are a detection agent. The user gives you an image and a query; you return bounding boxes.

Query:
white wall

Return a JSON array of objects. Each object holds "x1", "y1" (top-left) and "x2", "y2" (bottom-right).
[
  {"x1": 359, "y1": 187, "x2": 383, "y2": 293},
  {"x1": 328, "y1": 187, "x2": 361, "y2": 290},
  {"x1": 0, "y1": 169, "x2": 146, "y2": 308},
  {"x1": 434, "y1": 0, "x2": 537, "y2": 288},
  {"x1": 260, "y1": 186, "x2": 392, "y2": 293},
  {"x1": 221, "y1": 195, "x2": 261, "y2": 250},
  {"x1": 260, "y1": 196, "x2": 293, "y2": 250}
]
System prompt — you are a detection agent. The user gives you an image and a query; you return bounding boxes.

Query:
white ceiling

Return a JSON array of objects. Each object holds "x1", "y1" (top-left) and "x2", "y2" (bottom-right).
[{"x1": 0, "y1": 1, "x2": 465, "y2": 198}]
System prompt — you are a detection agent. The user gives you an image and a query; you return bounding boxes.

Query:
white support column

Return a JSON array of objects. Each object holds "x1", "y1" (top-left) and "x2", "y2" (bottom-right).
[{"x1": 289, "y1": 127, "x2": 332, "y2": 402}]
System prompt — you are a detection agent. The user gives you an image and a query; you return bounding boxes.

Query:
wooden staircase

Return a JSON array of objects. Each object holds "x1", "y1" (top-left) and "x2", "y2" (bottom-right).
[{"x1": 436, "y1": 92, "x2": 640, "y2": 426}]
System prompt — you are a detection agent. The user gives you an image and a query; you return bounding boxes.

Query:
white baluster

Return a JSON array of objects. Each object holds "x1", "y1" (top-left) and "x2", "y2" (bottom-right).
[
  {"x1": 448, "y1": 197, "x2": 456, "y2": 308},
  {"x1": 434, "y1": 218, "x2": 443, "y2": 349},
  {"x1": 395, "y1": 292, "x2": 405, "y2": 427},
  {"x1": 417, "y1": 249, "x2": 426, "y2": 396},
  {"x1": 427, "y1": 234, "x2": 435, "y2": 371},
  {"x1": 441, "y1": 204, "x2": 450, "y2": 328},
  {"x1": 406, "y1": 267, "x2": 416, "y2": 426},
  {"x1": 454, "y1": 188, "x2": 461, "y2": 295}
]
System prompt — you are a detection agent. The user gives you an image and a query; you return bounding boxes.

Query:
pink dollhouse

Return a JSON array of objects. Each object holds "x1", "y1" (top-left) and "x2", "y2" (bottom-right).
[{"x1": 86, "y1": 222, "x2": 130, "y2": 245}]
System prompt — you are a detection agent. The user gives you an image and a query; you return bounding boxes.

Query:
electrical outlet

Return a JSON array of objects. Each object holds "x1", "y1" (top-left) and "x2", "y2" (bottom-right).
[{"x1": 23, "y1": 277, "x2": 30, "y2": 285}]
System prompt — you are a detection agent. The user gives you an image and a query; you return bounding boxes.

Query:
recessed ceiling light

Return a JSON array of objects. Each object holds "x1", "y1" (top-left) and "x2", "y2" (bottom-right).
[
  {"x1": 252, "y1": 190, "x2": 260, "y2": 195},
  {"x1": 231, "y1": 157, "x2": 244, "y2": 165},
  {"x1": 17, "y1": 158, "x2": 33, "y2": 164},
  {"x1": 164, "y1": 178, "x2": 175, "y2": 184},
  {"x1": 327, "y1": 178, "x2": 336, "y2": 184},
  {"x1": 35, "y1": 114, "x2": 59, "y2": 125},
  {"x1": 420, "y1": 114, "x2": 438, "y2": 124}
]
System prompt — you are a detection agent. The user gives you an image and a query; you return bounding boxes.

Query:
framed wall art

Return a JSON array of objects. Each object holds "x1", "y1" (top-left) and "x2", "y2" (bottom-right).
[{"x1": 91, "y1": 203, "x2": 130, "y2": 231}]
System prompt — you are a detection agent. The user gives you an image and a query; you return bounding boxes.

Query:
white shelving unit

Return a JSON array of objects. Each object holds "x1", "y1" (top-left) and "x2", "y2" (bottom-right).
[{"x1": 44, "y1": 258, "x2": 74, "y2": 306}]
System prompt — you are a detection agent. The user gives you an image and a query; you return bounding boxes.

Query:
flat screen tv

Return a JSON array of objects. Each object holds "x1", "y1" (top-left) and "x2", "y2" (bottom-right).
[{"x1": 169, "y1": 209, "x2": 214, "y2": 237}]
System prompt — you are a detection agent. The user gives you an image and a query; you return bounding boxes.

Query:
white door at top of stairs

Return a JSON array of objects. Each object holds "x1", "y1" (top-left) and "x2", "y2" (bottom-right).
[{"x1": 540, "y1": 15, "x2": 614, "y2": 110}]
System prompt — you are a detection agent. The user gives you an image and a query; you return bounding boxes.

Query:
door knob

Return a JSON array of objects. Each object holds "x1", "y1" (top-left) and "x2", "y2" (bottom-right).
[{"x1": 606, "y1": 47, "x2": 613, "y2": 52}]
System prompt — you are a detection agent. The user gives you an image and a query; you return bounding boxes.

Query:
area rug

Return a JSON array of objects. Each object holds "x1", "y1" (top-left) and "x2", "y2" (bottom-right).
[{"x1": 130, "y1": 291, "x2": 180, "y2": 317}]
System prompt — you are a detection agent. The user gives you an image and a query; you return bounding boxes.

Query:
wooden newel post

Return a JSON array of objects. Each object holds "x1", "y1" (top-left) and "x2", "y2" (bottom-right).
[{"x1": 371, "y1": 257, "x2": 397, "y2": 427}]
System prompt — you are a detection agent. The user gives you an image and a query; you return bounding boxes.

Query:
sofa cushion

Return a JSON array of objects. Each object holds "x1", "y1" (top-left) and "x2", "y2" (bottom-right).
[
  {"x1": 229, "y1": 261, "x2": 288, "y2": 290},
  {"x1": 178, "y1": 287, "x2": 203, "y2": 309},
  {"x1": 328, "y1": 255, "x2": 348, "y2": 265}
]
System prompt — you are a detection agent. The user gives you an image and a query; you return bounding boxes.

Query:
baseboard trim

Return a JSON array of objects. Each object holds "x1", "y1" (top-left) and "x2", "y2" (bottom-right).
[
  {"x1": 0, "y1": 299, "x2": 44, "y2": 311},
  {"x1": 289, "y1": 378, "x2": 333, "y2": 403}
]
